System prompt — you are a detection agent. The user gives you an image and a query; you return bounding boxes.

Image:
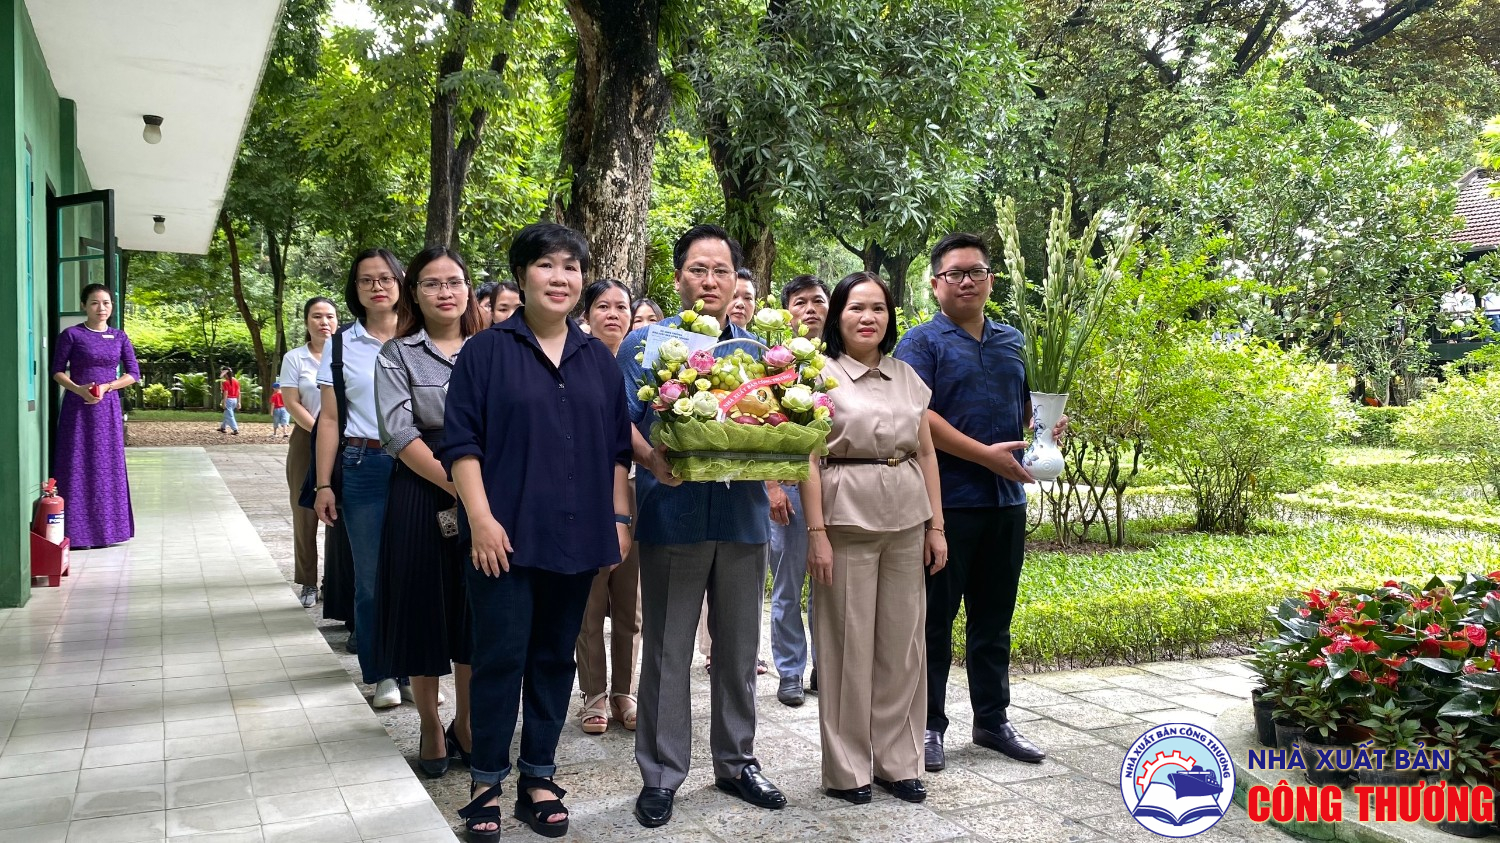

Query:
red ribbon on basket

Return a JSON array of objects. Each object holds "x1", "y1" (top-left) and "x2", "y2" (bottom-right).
[{"x1": 717, "y1": 368, "x2": 800, "y2": 414}]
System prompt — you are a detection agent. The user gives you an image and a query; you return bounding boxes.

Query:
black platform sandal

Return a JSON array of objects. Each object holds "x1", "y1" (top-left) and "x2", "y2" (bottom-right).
[
  {"x1": 458, "y1": 781, "x2": 504, "y2": 843},
  {"x1": 514, "y1": 775, "x2": 569, "y2": 838},
  {"x1": 446, "y1": 721, "x2": 471, "y2": 766}
]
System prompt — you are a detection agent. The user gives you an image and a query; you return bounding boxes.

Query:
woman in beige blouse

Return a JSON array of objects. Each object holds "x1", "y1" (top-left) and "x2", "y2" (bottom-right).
[{"x1": 802, "y1": 271, "x2": 947, "y2": 806}]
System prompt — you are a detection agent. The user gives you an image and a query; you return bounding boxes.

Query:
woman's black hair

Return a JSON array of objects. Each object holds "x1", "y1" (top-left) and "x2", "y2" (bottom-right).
[
  {"x1": 301, "y1": 296, "x2": 338, "y2": 343},
  {"x1": 508, "y1": 223, "x2": 590, "y2": 285},
  {"x1": 80, "y1": 283, "x2": 111, "y2": 306},
  {"x1": 822, "y1": 271, "x2": 898, "y2": 359},
  {"x1": 631, "y1": 298, "x2": 663, "y2": 322},
  {"x1": 474, "y1": 281, "x2": 498, "y2": 307},
  {"x1": 343, "y1": 248, "x2": 405, "y2": 322},
  {"x1": 396, "y1": 246, "x2": 485, "y2": 339},
  {"x1": 582, "y1": 279, "x2": 632, "y2": 314}
]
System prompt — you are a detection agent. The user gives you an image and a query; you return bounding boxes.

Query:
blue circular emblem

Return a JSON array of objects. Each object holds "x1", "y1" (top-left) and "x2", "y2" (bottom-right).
[{"x1": 1119, "y1": 723, "x2": 1236, "y2": 837}]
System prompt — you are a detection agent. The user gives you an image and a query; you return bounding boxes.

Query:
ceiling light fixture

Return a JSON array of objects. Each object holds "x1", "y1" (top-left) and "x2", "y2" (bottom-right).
[
  {"x1": 142, "y1": 115, "x2": 163, "y2": 144},
  {"x1": 153, "y1": 216, "x2": 166, "y2": 235}
]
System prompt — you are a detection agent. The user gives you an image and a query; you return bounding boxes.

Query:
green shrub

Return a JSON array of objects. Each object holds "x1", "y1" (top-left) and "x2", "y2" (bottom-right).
[
  {"x1": 1002, "y1": 521, "x2": 1500, "y2": 667},
  {"x1": 1349, "y1": 405, "x2": 1406, "y2": 447},
  {"x1": 141, "y1": 383, "x2": 172, "y2": 409},
  {"x1": 1148, "y1": 339, "x2": 1352, "y2": 533},
  {"x1": 1395, "y1": 370, "x2": 1500, "y2": 501},
  {"x1": 174, "y1": 372, "x2": 209, "y2": 408}
]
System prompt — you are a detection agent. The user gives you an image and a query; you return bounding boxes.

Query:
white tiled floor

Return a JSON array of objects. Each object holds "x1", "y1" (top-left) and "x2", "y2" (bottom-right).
[{"x1": 0, "y1": 448, "x2": 455, "y2": 842}]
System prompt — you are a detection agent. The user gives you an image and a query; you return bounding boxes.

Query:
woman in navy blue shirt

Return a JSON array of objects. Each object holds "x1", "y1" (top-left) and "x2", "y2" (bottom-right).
[{"x1": 440, "y1": 222, "x2": 632, "y2": 841}]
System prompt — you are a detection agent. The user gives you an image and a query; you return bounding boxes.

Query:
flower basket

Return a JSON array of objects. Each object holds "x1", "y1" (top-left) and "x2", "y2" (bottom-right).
[
  {"x1": 652, "y1": 418, "x2": 831, "y2": 482},
  {"x1": 634, "y1": 300, "x2": 837, "y2": 484}
]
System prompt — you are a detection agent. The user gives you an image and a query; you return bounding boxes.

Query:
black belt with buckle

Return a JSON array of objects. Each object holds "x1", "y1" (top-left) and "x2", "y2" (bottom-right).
[{"x1": 822, "y1": 453, "x2": 916, "y2": 467}]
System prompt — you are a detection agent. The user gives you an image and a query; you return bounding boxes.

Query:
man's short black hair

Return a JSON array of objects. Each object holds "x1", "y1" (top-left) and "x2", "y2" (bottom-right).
[
  {"x1": 672, "y1": 224, "x2": 744, "y2": 271},
  {"x1": 474, "y1": 281, "x2": 498, "y2": 307},
  {"x1": 929, "y1": 232, "x2": 990, "y2": 275},
  {"x1": 509, "y1": 222, "x2": 590, "y2": 284},
  {"x1": 780, "y1": 274, "x2": 828, "y2": 307}
]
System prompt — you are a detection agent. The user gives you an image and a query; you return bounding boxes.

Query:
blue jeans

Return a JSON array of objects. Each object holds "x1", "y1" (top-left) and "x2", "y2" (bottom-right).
[
  {"x1": 339, "y1": 444, "x2": 394, "y2": 685},
  {"x1": 768, "y1": 484, "x2": 814, "y2": 679},
  {"x1": 465, "y1": 564, "x2": 595, "y2": 785},
  {"x1": 221, "y1": 397, "x2": 239, "y2": 432}
]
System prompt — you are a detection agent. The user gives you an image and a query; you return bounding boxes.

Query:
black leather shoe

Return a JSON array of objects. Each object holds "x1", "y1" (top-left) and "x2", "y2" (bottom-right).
[
  {"x1": 924, "y1": 730, "x2": 945, "y2": 772},
  {"x1": 873, "y1": 776, "x2": 927, "y2": 803},
  {"x1": 715, "y1": 764, "x2": 787, "y2": 809},
  {"x1": 777, "y1": 675, "x2": 804, "y2": 707},
  {"x1": 825, "y1": 785, "x2": 872, "y2": 804},
  {"x1": 634, "y1": 787, "x2": 675, "y2": 828},
  {"x1": 973, "y1": 722, "x2": 1046, "y2": 763},
  {"x1": 807, "y1": 666, "x2": 818, "y2": 695}
]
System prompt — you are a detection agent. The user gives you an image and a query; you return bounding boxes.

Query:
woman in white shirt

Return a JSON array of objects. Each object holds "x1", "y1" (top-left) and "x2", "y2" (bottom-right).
[
  {"x1": 314, "y1": 248, "x2": 408, "y2": 710},
  {"x1": 281, "y1": 297, "x2": 338, "y2": 608}
]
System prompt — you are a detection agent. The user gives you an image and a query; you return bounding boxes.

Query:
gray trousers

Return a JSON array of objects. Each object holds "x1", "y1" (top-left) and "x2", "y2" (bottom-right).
[{"x1": 635, "y1": 541, "x2": 767, "y2": 791}]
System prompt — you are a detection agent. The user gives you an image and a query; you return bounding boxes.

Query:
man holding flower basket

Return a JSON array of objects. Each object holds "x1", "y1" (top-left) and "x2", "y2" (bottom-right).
[{"x1": 620, "y1": 225, "x2": 834, "y2": 828}]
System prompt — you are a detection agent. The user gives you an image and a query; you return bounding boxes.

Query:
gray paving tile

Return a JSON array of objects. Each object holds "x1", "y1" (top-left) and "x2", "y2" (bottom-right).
[
  {"x1": 0, "y1": 793, "x2": 74, "y2": 829},
  {"x1": 71, "y1": 784, "x2": 166, "y2": 820},
  {"x1": 166, "y1": 799, "x2": 261, "y2": 836},
  {"x1": 168, "y1": 773, "x2": 256, "y2": 809},
  {"x1": 254, "y1": 787, "x2": 346, "y2": 824}
]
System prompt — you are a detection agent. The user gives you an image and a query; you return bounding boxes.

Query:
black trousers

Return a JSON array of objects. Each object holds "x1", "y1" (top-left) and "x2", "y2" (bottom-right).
[
  {"x1": 465, "y1": 564, "x2": 596, "y2": 784},
  {"x1": 925, "y1": 505, "x2": 1026, "y2": 734}
]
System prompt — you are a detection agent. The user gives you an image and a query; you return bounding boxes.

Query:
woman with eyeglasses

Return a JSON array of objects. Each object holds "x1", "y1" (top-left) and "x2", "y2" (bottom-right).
[
  {"x1": 374, "y1": 246, "x2": 486, "y2": 777},
  {"x1": 439, "y1": 223, "x2": 633, "y2": 841},
  {"x1": 314, "y1": 248, "x2": 409, "y2": 710}
]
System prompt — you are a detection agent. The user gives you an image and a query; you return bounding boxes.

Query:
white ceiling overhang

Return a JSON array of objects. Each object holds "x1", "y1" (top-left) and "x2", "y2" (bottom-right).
[{"x1": 24, "y1": 0, "x2": 285, "y2": 254}]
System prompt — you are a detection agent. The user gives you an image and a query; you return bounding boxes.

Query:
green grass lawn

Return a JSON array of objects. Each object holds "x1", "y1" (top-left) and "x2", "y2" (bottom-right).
[
  {"x1": 129, "y1": 409, "x2": 274, "y2": 424},
  {"x1": 996, "y1": 446, "x2": 1500, "y2": 668}
]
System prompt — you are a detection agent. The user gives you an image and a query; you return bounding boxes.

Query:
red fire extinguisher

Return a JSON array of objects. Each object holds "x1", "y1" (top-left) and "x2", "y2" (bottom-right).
[{"x1": 33, "y1": 478, "x2": 65, "y2": 545}]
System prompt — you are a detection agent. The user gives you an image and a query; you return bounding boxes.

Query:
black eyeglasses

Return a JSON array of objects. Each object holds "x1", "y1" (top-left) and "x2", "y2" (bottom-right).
[{"x1": 935, "y1": 267, "x2": 992, "y2": 285}]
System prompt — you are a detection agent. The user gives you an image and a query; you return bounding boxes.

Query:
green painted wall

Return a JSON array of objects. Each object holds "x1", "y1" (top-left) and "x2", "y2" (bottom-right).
[{"x1": 1, "y1": 0, "x2": 83, "y2": 607}]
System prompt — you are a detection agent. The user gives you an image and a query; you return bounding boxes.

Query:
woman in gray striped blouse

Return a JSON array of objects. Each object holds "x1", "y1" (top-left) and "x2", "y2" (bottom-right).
[{"x1": 374, "y1": 245, "x2": 487, "y2": 779}]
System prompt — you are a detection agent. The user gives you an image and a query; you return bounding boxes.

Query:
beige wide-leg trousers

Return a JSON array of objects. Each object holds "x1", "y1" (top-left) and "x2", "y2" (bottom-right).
[{"x1": 812, "y1": 523, "x2": 927, "y2": 789}]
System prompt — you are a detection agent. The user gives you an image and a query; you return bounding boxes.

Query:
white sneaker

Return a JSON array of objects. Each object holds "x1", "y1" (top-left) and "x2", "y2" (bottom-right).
[
  {"x1": 372, "y1": 678, "x2": 401, "y2": 709},
  {"x1": 397, "y1": 683, "x2": 446, "y2": 705}
]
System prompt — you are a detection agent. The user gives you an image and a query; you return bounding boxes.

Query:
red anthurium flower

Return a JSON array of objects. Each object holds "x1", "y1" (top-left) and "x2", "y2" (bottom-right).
[
  {"x1": 1378, "y1": 656, "x2": 1408, "y2": 669},
  {"x1": 1328, "y1": 607, "x2": 1354, "y2": 624},
  {"x1": 1487, "y1": 571, "x2": 1500, "y2": 582},
  {"x1": 1441, "y1": 639, "x2": 1471, "y2": 652},
  {"x1": 1417, "y1": 639, "x2": 1443, "y2": 658},
  {"x1": 1323, "y1": 637, "x2": 1350, "y2": 656},
  {"x1": 1383, "y1": 580, "x2": 1400, "y2": 588},
  {"x1": 1374, "y1": 673, "x2": 1399, "y2": 687},
  {"x1": 1308, "y1": 657, "x2": 1327, "y2": 668},
  {"x1": 1349, "y1": 637, "x2": 1380, "y2": 654},
  {"x1": 1299, "y1": 608, "x2": 1311, "y2": 618},
  {"x1": 1319, "y1": 625, "x2": 1338, "y2": 638},
  {"x1": 1413, "y1": 598, "x2": 1434, "y2": 611},
  {"x1": 1305, "y1": 589, "x2": 1329, "y2": 610},
  {"x1": 1463, "y1": 663, "x2": 1480, "y2": 675},
  {"x1": 1356, "y1": 601, "x2": 1366, "y2": 610},
  {"x1": 1351, "y1": 670, "x2": 1370, "y2": 683},
  {"x1": 1486, "y1": 591, "x2": 1500, "y2": 604},
  {"x1": 1462, "y1": 625, "x2": 1487, "y2": 648},
  {"x1": 1425, "y1": 623, "x2": 1444, "y2": 636}
]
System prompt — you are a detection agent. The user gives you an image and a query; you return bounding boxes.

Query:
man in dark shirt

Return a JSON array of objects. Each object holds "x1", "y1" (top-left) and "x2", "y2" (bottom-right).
[
  {"x1": 894, "y1": 232, "x2": 1051, "y2": 772},
  {"x1": 618, "y1": 225, "x2": 787, "y2": 828}
]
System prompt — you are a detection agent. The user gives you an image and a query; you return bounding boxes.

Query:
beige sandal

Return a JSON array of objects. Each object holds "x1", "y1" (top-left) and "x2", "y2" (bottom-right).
[
  {"x1": 578, "y1": 692, "x2": 608, "y2": 735},
  {"x1": 611, "y1": 693, "x2": 637, "y2": 731}
]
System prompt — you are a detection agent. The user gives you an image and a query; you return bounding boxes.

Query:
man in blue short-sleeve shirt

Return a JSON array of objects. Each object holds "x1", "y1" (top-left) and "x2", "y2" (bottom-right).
[
  {"x1": 618, "y1": 225, "x2": 787, "y2": 828},
  {"x1": 895, "y1": 232, "x2": 1059, "y2": 772}
]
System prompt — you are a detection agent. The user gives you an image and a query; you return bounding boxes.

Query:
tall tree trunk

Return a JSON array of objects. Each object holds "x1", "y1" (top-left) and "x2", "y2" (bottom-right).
[
  {"x1": 220, "y1": 211, "x2": 272, "y2": 401},
  {"x1": 706, "y1": 110, "x2": 777, "y2": 295},
  {"x1": 425, "y1": 0, "x2": 522, "y2": 250},
  {"x1": 560, "y1": 0, "x2": 670, "y2": 289},
  {"x1": 881, "y1": 252, "x2": 914, "y2": 307},
  {"x1": 267, "y1": 229, "x2": 288, "y2": 360}
]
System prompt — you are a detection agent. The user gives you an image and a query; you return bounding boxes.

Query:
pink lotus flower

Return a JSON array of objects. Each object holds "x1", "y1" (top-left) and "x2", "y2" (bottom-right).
[
  {"x1": 763, "y1": 345, "x2": 795, "y2": 370},
  {"x1": 688, "y1": 350, "x2": 717, "y2": 374},
  {"x1": 813, "y1": 393, "x2": 834, "y2": 418},
  {"x1": 658, "y1": 381, "x2": 685, "y2": 404}
]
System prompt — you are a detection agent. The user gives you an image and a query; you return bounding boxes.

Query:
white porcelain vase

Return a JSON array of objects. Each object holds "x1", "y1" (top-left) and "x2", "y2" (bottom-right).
[{"x1": 1021, "y1": 391, "x2": 1069, "y2": 482}]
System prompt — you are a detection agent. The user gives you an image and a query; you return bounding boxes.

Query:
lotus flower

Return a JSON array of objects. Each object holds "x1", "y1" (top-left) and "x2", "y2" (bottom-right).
[
  {"x1": 690, "y1": 391, "x2": 720, "y2": 419},
  {"x1": 781, "y1": 384, "x2": 815, "y2": 413},
  {"x1": 671, "y1": 398, "x2": 694, "y2": 417},
  {"x1": 787, "y1": 336, "x2": 817, "y2": 360},
  {"x1": 658, "y1": 381, "x2": 685, "y2": 404},
  {"x1": 752, "y1": 308, "x2": 786, "y2": 332},
  {"x1": 657, "y1": 339, "x2": 690, "y2": 366},
  {"x1": 813, "y1": 393, "x2": 835, "y2": 418},
  {"x1": 688, "y1": 350, "x2": 717, "y2": 373},
  {"x1": 763, "y1": 345, "x2": 795, "y2": 371},
  {"x1": 690, "y1": 314, "x2": 721, "y2": 337}
]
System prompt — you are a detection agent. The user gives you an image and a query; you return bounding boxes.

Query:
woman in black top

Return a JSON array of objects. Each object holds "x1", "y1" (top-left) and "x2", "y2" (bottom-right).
[
  {"x1": 439, "y1": 223, "x2": 633, "y2": 841},
  {"x1": 374, "y1": 246, "x2": 486, "y2": 779}
]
